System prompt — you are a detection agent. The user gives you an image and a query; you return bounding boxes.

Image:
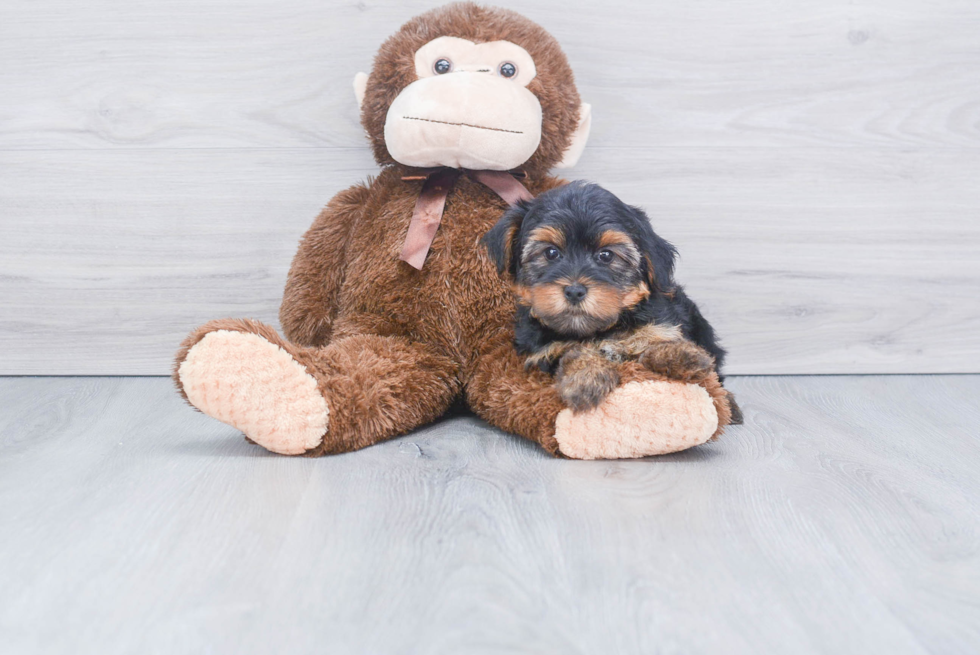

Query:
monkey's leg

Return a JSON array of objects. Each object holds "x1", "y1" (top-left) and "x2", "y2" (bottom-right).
[
  {"x1": 174, "y1": 319, "x2": 460, "y2": 455},
  {"x1": 552, "y1": 361, "x2": 732, "y2": 460},
  {"x1": 623, "y1": 330, "x2": 744, "y2": 425},
  {"x1": 464, "y1": 334, "x2": 567, "y2": 455},
  {"x1": 465, "y1": 336, "x2": 730, "y2": 460}
]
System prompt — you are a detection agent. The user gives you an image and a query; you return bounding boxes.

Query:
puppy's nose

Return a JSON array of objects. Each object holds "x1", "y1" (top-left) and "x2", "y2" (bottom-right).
[{"x1": 563, "y1": 283, "x2": 588, "y2": 304}]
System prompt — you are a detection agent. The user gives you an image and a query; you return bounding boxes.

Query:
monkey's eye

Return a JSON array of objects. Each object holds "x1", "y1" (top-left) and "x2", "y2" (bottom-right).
[
  {"x1": 498, "y1": 62, "x2": 517, "y2": 78},
  {"x1": 434, "y1": 58, "x2": 452, "y2": 74},
  {"x1": 544, "y1": 246, "x2": 562, "y2": 261},
  {"x1": 596, "y1": 250, "x2": 614, "y2": 264}
]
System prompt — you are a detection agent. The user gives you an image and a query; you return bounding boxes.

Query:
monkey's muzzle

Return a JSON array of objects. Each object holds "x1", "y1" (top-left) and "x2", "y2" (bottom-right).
[{"x1": 384, "y1": 73, "x2": 543, "y2": 171}]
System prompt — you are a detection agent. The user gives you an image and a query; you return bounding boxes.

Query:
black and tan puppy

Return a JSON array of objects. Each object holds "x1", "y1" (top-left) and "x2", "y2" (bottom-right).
[{"x1": 483, "y1": 182, "x2": 741, "y2": 420}]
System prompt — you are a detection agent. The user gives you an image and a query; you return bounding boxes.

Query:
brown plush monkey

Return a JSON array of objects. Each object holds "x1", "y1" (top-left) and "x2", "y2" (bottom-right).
[{"x1": 173, "y1": 3, "x2": 733, "y2": 459}]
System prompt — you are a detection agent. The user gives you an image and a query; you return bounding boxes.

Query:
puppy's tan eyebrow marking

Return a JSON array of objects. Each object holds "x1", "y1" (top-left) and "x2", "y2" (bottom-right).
[
  {"x1": 597, "y1": 230, "x2": 633, "y2": 248},
  {"x1": 596, "y1": 229, "x2": 641, "y2": 265},
  {"x1": 528, "y1": 225, "x2": 565, "y2": 248}
]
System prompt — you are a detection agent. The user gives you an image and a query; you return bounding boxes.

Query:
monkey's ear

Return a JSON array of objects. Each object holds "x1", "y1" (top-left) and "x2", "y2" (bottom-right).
[
  {"x1": 353, "y1": 72, "x2": 368, "y2": 109},
  {"x1": 482, "y1": 202, "x2": 530, "y2": 277},
  {"x1": 554, "y1": 102, "x2": 592, "y2": 169}
]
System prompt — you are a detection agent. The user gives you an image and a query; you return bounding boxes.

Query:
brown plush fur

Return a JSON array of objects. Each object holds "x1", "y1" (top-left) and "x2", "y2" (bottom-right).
[
  {"x1": 279, "y1": 183, "x2": 372, "y2": 347},
  {"x1": 173, "y1": 2, "x2": 732, "y2": 456}
]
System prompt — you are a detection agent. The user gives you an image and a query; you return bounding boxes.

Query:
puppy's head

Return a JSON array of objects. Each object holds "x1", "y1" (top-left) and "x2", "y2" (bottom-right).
[{"x1": 482, "y1": 181, "x2": 677, "y2": 337}]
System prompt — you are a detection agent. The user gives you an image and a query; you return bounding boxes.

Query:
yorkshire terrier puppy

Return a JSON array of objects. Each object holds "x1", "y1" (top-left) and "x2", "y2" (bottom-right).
[{"x1": 483, "y1": 181, "x2": 741, "y2": 420}]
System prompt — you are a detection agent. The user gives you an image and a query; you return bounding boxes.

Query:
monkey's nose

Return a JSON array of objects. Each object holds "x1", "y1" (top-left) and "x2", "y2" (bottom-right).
[{"x1": 563, "y1": 283, "x2": 588, "y2": 305}]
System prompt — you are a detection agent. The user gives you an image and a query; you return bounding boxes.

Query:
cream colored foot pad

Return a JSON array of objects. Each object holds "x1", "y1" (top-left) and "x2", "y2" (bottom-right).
[
  {"x1": 178, "y1": 330, "x2": 329, "y2": 455},
  {"x1": 554, "y1": 380, "x2": 718, "y2": 460}
]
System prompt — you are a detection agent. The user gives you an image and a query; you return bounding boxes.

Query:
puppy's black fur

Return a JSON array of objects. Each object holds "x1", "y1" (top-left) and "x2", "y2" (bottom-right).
[{"x1": 483, "y1": 183, "x2": 736, "y2": 417}]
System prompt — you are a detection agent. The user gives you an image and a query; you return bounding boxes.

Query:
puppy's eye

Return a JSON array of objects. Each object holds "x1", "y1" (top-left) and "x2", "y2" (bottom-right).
[
  {"x1": 434, "y1": 58, "x2": 452, "y2": 74},
  {"x1": 544, "y1": 247, "x2": 562, "y2": 261},
  {"x1": 498, "y1": 62, "x2": 517, "y2": 78},
  {"x1": 596, "y1": 250, "x2": 614, "y2": 264}
]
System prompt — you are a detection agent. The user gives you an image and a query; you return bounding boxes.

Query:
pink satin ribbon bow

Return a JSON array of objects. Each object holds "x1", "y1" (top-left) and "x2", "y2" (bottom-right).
[{"x1": 399, "y1": 168, "x2": 534, "y2": 270}]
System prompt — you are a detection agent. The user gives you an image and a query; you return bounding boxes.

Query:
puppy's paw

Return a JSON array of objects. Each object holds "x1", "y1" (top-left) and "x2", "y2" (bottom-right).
[
  {"x1": 557, "y1": 366, "x2": 620, "y2": 412},
  {"x1": 639, "y1": 341, "x2": 715, "y2": 383},
  {"x1": 556, "y1": 348, "x2": 620, "y2": 412},
  {"x1": 598, "y1": 342, "x2": 626, "y2": 363},
  {"x1": 726, "y1": 391, "x2": 744, "y2": 425},
  {"x1": 524, "y1": 341, "x2": 576, "y2": 375}
]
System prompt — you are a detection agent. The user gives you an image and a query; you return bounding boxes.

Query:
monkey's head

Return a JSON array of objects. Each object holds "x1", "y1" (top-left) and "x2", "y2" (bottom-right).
[{"x1": 353, "y1": 3, "x2": 591, "y2": 177}]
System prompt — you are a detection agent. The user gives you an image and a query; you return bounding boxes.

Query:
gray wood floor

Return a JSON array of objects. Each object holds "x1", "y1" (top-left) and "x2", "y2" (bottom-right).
[{"x1": 1, "y1": 376, "x2": 978, "y2": 654}]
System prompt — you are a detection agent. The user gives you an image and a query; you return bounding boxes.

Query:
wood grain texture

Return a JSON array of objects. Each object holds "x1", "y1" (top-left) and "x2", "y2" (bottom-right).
[
  {"x1": 2, "y1": 148, "x2": 978, "y2": 374},
  {"x1": 1, "y1": 0, "x2": 979, "y2": 374},
  {"x1": 1, "y1": 375, "x2": 978, "y2": 654},
  {"x1": 2, "y1": 0, "x2": 979, "y2": 150}
]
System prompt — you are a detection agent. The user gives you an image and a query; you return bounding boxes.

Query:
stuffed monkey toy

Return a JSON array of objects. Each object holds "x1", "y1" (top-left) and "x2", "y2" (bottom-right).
[{"x1": 174, "y1": 2, "x2": 733, "y2": 459}]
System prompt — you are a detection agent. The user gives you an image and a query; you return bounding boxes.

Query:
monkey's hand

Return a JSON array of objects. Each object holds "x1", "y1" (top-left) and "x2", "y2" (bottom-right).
[
  {"x1": 555, "y1": 345, "x2": 620, "y2": 413},
  {"x1": 638, "y1": 340, "x2": 716, "y2": 384}
]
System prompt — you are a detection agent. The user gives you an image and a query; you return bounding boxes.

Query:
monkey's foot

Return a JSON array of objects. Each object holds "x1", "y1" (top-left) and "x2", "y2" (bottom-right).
[
  {"x1": 177, "y1": 329, "x2": 329, "y2": 455},
  {"x1": 553, "y1": 380, "x2": 717, "y2": 459}
]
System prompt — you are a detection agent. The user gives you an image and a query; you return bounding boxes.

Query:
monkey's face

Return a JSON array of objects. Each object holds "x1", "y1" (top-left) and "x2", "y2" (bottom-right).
[
  {"x1": 355, "y1": 4, "x2": 590, "y2": 176},
  {"x1": 384, "y1": 37, "x2": 543, "y2": 171}
]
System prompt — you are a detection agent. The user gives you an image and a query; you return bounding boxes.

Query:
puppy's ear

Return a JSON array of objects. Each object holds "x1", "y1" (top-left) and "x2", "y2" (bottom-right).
[
  {"x1": 482, "y1": 201, "x2": 530, "y2": 277},
  {"x1": 630, "y1": 206, "x2": 677, "y2": 294}
]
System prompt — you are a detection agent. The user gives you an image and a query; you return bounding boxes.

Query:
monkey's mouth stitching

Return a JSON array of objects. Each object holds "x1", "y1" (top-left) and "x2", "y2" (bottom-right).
[{"x1": 402, "y1": 116, "x2": 523, "y2": 134}]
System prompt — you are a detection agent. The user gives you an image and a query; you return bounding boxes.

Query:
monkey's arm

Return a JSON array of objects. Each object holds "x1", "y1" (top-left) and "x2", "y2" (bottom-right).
[{"x1": 279, "y1": 182, "x2": 372, "y2": 347}]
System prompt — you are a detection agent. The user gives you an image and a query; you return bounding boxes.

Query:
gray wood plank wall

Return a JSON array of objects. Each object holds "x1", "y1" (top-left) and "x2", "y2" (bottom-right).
[{"x1": 2, "y1": 0, "x2": 979, "y2": 375}]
